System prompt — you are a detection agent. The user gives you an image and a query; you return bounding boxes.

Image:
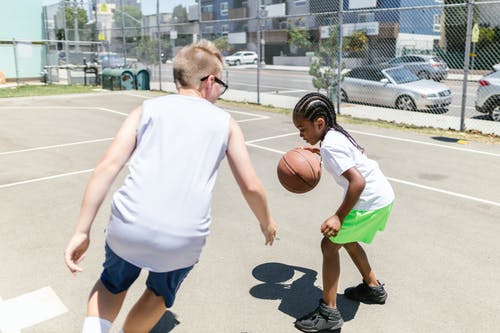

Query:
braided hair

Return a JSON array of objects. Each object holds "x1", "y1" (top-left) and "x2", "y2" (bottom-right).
[{"x1": 293, "y1": 92, "x2": 364, "y2": 152}]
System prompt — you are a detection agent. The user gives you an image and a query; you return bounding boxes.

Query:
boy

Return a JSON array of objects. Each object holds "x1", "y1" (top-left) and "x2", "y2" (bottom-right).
[{"x1": 65, "y1": 40, "x2": 277, "y2": 333}]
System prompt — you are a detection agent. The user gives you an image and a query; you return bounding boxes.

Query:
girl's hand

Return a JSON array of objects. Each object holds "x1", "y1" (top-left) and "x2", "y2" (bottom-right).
[
  {"x1": 64, "y1": 232, "x2": 90, "y2": 275},
  {"x1": 320, "y1": 215, "x2": 341, "y2": 238},
  {"x1": 299, "y1": 146, "x2": 320, "y2": 155}
]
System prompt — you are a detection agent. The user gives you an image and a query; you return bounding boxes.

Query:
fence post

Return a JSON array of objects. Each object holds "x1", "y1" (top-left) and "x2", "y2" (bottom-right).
[
  {"x1": 156, "y1": 0, "x2": 162, "y2": 91},
  {"x1": 460, "y1": 0, "x2": 474, "y2": 132},
  {"x1": 12, "y1": 39, "x2": 19, "y2": 87},
  {"x1": 336, "y1": 0, "x2": 343, "y2": 115}
]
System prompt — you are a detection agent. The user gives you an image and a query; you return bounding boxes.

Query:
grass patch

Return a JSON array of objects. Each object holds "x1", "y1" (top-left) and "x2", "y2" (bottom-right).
[{"x1": 0, "y1": 84, "x2": 97, "y2": 98}]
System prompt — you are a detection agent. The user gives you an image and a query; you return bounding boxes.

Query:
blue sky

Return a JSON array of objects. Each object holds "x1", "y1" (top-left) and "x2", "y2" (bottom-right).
[{"x1": 42, "y1": 0, "x2": 195, "y2": 15}]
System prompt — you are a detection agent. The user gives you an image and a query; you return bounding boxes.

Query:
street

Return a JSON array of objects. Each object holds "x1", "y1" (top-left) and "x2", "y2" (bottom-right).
[{"x1": 152, "y1": 63, "x2": 484, "y2": 120}]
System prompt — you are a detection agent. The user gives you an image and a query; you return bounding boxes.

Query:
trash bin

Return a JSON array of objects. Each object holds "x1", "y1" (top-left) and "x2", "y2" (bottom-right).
[
  {"x1": 101, "y1": 68, "x2": 135, "y2": 91},
  {"x1": 134, "y1": 69, "x2": 150, "y2": 90}
]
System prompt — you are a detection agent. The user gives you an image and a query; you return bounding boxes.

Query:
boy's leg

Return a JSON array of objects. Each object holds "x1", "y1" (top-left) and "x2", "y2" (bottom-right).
[
  {"x1": 321, "y1": 237, "x2": 343, "y2": 307},
  {"x1": 343, "y1": 242, "x2": 378, "y2": 286},
  {"x1": 122, "y1": 288, "x2": 166, "y2": 333},
  {"x1": 87, "y1": 280, "x2": 128, "y2": 321}
]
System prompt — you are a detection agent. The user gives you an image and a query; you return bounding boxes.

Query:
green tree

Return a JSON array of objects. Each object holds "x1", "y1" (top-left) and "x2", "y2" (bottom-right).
[
  {"x1": 212, "y1": 36, "x2": 229, "y2": 53},
  {"x1": 172, "y1": 5, "x2": 188, "y2": 23},
  {"x1": 135, "y1": 37, "x2": 171, "y2": 65},
  {"x1": 288, "y1": 27, "x2": 312, "y2": 55},
  {"x1": 309, "y1": 25, "x2": 345, "y2": 98},
  {"x1": 113, "y1": 5, "x2": 142, "y2": 38}
]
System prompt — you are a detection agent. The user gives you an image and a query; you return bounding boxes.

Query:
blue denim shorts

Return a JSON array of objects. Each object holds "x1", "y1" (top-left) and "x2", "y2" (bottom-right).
[{"x1": 100, "y1": 243, "x2": 193, "y2": 307}]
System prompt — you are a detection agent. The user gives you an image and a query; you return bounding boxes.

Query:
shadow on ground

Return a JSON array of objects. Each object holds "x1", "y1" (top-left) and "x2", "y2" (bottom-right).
[{"x1": 249, "y1": 262, "x2": 359, "y2": 329}]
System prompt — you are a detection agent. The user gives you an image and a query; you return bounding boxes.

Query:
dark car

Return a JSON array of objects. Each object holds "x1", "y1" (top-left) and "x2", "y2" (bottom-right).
[{"x1": 386, "y1": 54, "x2": 449, "y2": 81}]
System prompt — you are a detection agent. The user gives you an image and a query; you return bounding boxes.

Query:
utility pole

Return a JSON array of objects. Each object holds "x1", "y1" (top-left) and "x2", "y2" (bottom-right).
[
  {"x1": 157, "y1": 0, "x2": 162, "y2": 90},
  {"x1": 74, "y1": 0, "x2": 80, "y2": 51},
  {"x1": 120, "y1": 0, "x2": 127, "y2": 66}
]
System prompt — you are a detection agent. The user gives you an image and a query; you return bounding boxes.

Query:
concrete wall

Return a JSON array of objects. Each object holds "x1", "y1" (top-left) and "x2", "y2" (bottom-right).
[{"x1": 0, "y1": 0, "x2": 43, "y2": 79}]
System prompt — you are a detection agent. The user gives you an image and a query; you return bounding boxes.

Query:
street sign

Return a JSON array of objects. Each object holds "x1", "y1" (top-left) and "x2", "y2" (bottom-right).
[{"x1": 472, "y1": 23, "x2": 480, "y2": 43}]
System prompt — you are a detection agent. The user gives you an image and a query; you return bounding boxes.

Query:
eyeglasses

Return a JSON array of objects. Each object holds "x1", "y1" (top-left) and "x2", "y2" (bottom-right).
[{"x1": 200, "y1": 75, "x2": 228, "y2": 95}]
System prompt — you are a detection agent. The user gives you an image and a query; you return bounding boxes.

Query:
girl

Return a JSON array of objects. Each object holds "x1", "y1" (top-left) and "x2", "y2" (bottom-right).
[{"x1": 292, "y1": 93, "x2": 394, "y2": 332}]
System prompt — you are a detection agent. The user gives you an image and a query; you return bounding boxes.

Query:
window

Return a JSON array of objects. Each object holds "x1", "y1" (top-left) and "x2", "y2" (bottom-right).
[
  {"x1": 201, "y1": 4, "x2": 213, "y2": 13},
  {"x1": 433, "y1": 14, "x2": 441, "y2": 32},
  {"x1": 220, "y1": 2, "x2": 228, "y2": 16},
  {"x1": 358, "y1": 13, "x2": 374, "y2": 23},
  {"x1": 221, "y1": 24, "x2": 229, "y2": 34}
]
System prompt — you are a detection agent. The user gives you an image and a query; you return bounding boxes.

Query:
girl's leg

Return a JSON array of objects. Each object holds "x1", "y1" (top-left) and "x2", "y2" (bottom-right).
[
  {"x1": 343, "y1": 242, "x2": 379, "y2": 286},
  {"x1": 321, "y1": 237, "x2": 343, "y2": 307},
  {"x1": 122, "y1": 288, "x2": 166, "y2": 333},
  {"x1": 86, "y1": 280, "x2": 128, "y2": 321}
]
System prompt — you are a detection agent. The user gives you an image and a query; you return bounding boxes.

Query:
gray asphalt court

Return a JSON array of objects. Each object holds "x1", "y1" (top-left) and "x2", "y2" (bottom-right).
[{"x1": 1, "y1": 91, "x2": 499, "y2": 333}]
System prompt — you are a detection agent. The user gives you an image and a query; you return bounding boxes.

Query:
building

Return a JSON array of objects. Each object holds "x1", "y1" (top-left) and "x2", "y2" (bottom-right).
[{"x1": 0, "y1": 0, "x2": 44, "y2": 80}]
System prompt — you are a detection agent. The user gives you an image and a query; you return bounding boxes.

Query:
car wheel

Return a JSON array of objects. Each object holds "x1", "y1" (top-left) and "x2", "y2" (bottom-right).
[
  {"x1": 235, "y1": 60, "x2": 241, "y2": 66},
  {"x1": 396, "y1": 95, "x2": 417, "y2": 111},
  {"x1": 417, "y1": 71, "x2": 431, "y2": 80},
  {"x1": 490, "y1": 104, "x2": 500, "y2": 121},
  {"x1": 340, "y1": 89, "x2": 348, "y2": 102},
  {"x1": 253, "y1": 58, "x2": 258, "y2": 64}
]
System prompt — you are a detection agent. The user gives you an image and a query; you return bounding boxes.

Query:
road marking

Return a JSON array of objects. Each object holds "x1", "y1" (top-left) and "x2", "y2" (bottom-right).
[
  {"x1": 0, "y1": 138, "x2": 113, "y2": 156},
  {"x1": 246, "y1": 142, "x2": 500, "y2": 208},
  {"x1": 0, "y1": 287, "x2": 67, "y2": 332},
  {"x1": 348, "y1": 129, "x2": 500, "y2": 157},
  {"x1": 0, "y1": 169, "x2": 94, "y2": 189}
]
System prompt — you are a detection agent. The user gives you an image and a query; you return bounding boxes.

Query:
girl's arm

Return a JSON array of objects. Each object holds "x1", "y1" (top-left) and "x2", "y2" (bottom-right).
[
  {"x1": 64, "y1": 106, "x2": 142, "y2": 274},
  {"x1": 226, "y1": 117, "x2": 277, "y2": 246},
  {"x1": 321, "y1": 167, "x2": 365, "y2": 237}
]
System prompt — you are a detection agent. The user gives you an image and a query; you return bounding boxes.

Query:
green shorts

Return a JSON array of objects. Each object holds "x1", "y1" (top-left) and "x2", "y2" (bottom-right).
[{"x1": 329, "y1": 203, "x2": 393, "y2": 244}]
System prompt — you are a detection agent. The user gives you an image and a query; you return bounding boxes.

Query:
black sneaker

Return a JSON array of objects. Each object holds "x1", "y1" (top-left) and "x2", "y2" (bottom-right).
[
  {"x1": 344, "y1": 280, "x2": 387, "y2": 304},
  {"x1": 294, "y1": 300, "x2": 344, "y2": 332}
]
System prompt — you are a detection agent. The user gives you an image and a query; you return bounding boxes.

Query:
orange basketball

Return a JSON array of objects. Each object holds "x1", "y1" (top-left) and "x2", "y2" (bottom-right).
[{"x1": 277, "y1": 148, "x2": 321, "y2": 193}]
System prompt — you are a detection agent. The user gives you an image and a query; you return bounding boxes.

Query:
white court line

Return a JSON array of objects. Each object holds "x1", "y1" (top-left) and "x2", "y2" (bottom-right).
[
  {"x1": 0, "y1": 287, "x2": 67, "y2": 333},
  {"x1": 348, "y1": 129, "x2": 500, "y2": 158},
  {"x1": 0, "y1": 169, "x2": 94, "y2": 189},
  {"x1": 0, "y1": 138, "x2": 113, "y2": 156},
  {"x1": 246, "y1": 142, "x2": 500, "y2": 208},
  {"x1": 248, "y1": 131, "x2": 500, "y2": 158}
]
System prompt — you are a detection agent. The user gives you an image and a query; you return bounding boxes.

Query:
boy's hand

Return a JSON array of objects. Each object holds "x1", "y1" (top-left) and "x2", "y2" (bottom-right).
[
  {"x1": 64, "y1": 232, "x2": 90, "y2": 275},
  {"x1": 320, "y1": 215, "x2": 341, "y2": 238},
  {"x1": 260, "y1": 219, "x2": 277, "y2": 246}
]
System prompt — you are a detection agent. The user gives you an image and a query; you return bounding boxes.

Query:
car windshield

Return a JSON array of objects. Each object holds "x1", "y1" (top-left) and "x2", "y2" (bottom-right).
[
  {"x1": 384, "y1": 67, "x2": 419, "y2": 84},
  {"x1": 231, "y1": 52, "x2": 243, "y2": 56}
]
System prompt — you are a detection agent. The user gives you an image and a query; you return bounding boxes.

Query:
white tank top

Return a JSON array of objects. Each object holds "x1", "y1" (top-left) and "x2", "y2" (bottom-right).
[{"x1": 106, "y1": 95, "x2": 230, "y2": 272}]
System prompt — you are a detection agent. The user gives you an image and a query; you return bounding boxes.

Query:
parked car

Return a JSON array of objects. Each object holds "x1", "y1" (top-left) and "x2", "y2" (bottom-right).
[
  {"x1": 341, "y1": 65, "x2": 452, "y2": 111},
  {"x1": 475, "y1": 68, "x2": 500, "y2": 121},
  {"x1": 98, "y1": 53, "x2": 126, "y2": 68},
  {"x1": 225, "y1": 51, "x2": 258, "y2": 66},
  {"x1": 385, "y1": 54, "x2": 449, "y2": 81}
]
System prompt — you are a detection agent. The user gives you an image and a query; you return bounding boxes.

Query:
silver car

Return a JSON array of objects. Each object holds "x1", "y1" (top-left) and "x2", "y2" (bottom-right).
[
  {"x1": 475, "y1": 68, "x2": 500, "y2": 121},
  {"x1": 386, "y1": 54, "x2": 449, "y2": 81},
  {"x1": 341, "y1": 65, "x2": 452, "y2": 111}
]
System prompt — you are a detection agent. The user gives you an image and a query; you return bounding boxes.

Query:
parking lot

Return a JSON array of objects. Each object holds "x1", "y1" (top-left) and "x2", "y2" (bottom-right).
[{"x1": 1, "y1": 91, "x2": 499, "y2": 333}]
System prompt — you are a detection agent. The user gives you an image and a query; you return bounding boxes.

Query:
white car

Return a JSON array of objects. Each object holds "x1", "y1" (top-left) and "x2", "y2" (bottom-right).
[{"x1": 225, "y1": 51, "x2": 258, "y2": 66}]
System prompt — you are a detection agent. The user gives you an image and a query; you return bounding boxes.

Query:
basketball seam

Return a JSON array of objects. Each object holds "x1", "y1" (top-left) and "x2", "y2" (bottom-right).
[{"x1": 282, "y1": 153, "x2": 316, "y2": 187}]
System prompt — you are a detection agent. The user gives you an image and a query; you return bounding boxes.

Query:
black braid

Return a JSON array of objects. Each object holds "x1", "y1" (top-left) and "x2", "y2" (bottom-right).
[{"x1": 293, "y1": 93, "x2": 364, "y2": 153}]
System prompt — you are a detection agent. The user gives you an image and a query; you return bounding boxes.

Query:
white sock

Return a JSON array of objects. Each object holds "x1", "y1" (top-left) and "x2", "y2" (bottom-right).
[{"x1": 82, "y1": 316, "x2": 112, "y2": 333}]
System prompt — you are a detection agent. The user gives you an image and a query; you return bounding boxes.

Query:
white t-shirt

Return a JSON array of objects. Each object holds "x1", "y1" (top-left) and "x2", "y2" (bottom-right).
[
  {"x1": 320, "y1": 129, "x2": 394, "y2": 211},
  {"x1": 105, "y1": 95, "x2": 230, "y2": 272}
]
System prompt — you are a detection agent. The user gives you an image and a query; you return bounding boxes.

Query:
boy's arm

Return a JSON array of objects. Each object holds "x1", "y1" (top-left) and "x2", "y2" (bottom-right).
[
  {"x1": 225, "y1": 118, "x2": 276, "y2": 245},
  {"x1": 64, "y1": 106, "x2": 142, "y2": 274}
]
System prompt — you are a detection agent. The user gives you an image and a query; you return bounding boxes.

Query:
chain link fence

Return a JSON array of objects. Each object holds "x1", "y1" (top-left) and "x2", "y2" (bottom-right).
[{"x1": 38, "y1": 0, "x2": 500, "y2": 135}]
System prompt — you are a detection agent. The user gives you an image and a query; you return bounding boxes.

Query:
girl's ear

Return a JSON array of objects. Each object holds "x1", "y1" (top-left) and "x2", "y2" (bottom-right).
[{"x1": 314, "y1": 117, "x2": 326, "y2": 131}]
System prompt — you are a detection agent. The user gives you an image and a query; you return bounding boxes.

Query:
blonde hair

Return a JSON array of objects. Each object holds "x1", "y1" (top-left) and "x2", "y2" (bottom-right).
[{"x1": 173, "y1": 39, "x2": 224, "y2": 89}]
